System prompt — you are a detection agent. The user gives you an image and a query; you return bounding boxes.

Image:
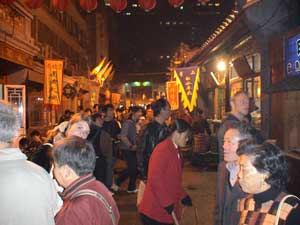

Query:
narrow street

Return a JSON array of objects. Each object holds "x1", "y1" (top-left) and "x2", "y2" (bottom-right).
[{"x1": 114, "y1": 161, "x2": 217, "y2": 225}]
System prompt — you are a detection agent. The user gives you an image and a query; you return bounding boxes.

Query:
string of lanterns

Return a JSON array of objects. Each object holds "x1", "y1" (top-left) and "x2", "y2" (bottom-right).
[{"x1": 0, "y1": 0, "x2": 210, "y2": 13}]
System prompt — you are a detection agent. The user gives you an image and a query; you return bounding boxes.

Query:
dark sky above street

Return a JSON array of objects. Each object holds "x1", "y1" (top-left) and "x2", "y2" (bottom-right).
[{"x1": 109, "y1": 0, "x2": 235, "y2": 74}]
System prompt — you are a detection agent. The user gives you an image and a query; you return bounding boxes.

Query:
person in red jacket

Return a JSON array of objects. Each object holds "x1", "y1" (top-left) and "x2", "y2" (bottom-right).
[{"x1": 139, "y1": 119, "x2": 193, "y2": 225}]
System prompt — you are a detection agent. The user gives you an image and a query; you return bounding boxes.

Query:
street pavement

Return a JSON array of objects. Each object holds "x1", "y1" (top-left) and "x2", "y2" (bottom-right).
[{"x1": 113, "y1": 160, "x2": 217, "y2": 225}]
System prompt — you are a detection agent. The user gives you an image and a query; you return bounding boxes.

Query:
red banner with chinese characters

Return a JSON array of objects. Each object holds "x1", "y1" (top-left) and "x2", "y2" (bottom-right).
[
  {"x1": 44, "y1": 59, "x2": 63, "y2": 105},
  {"x1": 166, "y1": 81, "x2": 179, "y2": 110}
]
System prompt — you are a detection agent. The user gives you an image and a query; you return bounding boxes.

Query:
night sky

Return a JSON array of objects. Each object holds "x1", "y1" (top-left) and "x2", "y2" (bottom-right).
[{"x1": 110, "y1": 0, "x2": 235, "y2": 74}]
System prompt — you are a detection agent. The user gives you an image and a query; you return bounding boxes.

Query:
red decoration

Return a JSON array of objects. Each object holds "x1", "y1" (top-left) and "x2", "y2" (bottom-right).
[
  {"x1": 52, "y1": 0, "x2": 69, "y2": 12},
  {"x1": 0, "y1": 0, "x2": 16, "y2": 4},
  {"x1": 24, "y1": 0, "x2": 43, "y2": 9},
  {"x1": 168, "y1": 0, "x2": 184, "y2": 8},
  {"x1": 80, "y1": 0, "x2": 98, "y2": 12},
  {"x1": 109, "y1": 0, "x2": 127, "y2": 13},
  {"x1": 199, "y1": 0, "x2": 209, "y2": 3},
  {"x1": 138, "y1": 0, "x2": 156, "y2": 12}
]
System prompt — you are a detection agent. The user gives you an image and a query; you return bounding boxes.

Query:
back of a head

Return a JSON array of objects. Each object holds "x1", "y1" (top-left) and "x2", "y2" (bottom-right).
[
  {"x1": 52, "y1": 136, "x2": 96, "y2": 176},
  {"x1": 0, "y1": 101, "x2": 20, "y2": 144},
  {"x1": 170, "y1": 118, "x2": 191, "y2": 134},
  {"x1": 102, "y1": 104, "x2": 114, "y2": 114},
  {"x1": 30, "y1": 130, "x2": 41, "y2": 138},
  {"x1": 151, "y1": 98, "x2": 170, "y2": 117}
]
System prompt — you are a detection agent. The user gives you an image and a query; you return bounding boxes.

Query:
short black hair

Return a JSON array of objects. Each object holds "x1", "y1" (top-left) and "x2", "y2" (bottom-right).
[
  {"x1": 52, "y1": 136, "x2": 96, "y2": 176},
  {"x1": 151, "y1": 98, "x2": 170, "y2": 117},
  {"x1": 91, "y1": 113, "x2": 102, "y2": 122},
  {"x1": 237, "y1": 142, "x2": 288, "y2": 190},
  {"x1": 102, "y1": 104, "x2": 114, "y2": 113},
  {"x1": 84, "y1": 108, "x2": 92, "y2": 113},
  {"x1": 196, "y1": 108, "x2": 203, "y2": 115},
  {"x1": 19, "y1": 137, "x2": 29, "y2": 148},
  {"x1": 170, "y1": 118, "x2": 191, "y2": 134},
  {"x1": 93, "y1": 104, "x2": 99, "y2": 109},
  {"x1": 30, "y1": 130, "x2": 40, "y2": 137}
]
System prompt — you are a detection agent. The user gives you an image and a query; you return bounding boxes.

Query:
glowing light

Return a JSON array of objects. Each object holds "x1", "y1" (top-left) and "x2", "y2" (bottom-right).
[
  {"x1": 217, "y1": 61, "x2": 226, "y2": 71},
  {"x1": 131, "y1": 81, "x2": 141, "y2": 87}
]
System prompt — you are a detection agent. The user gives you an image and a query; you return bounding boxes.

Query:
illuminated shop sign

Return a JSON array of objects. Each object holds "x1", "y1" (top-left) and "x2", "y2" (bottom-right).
[{"x1": 285, "y1": 33, "x2": 300, "y2": 77}]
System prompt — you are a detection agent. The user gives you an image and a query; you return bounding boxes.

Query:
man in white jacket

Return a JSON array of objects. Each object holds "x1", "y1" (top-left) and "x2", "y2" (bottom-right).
[{"x1": 0, "y1": 100, "x2": 60, "y2": 225}]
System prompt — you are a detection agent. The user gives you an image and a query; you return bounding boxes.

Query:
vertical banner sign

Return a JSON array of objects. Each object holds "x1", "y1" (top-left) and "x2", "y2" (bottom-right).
[
  {"x1": 111, "y1": 93, "x2": 121, "y2": 106},
  {"x1": 174, "y1": 66, "x2": 200, "y2": 112},
  {"x1": 44, "y1": 59, "x2": 63, "y2": 105},
  {"x1": 166, "y1": 81, "x2": 179, "y2": 110}
]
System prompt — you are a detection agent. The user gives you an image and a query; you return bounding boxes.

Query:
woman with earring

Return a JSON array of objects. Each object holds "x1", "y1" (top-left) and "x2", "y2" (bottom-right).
[
  {"x1": 237, "y1": 142, "x2": 300, "y2": 225},
  {"x1": 138, "y1": 119, "x2": 193, "y2": 225}
]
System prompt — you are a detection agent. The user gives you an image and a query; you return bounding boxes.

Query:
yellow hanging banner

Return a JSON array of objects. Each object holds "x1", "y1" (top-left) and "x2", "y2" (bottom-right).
[{"x1": 44, "y1": 59, "x2": 63, "y2": 105}]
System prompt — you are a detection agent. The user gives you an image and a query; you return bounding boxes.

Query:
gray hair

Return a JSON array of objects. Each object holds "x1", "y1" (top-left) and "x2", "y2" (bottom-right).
[
  {"x1": 53, "y1": 136, "x2": 96, "y2": 176},
  {"x1": 224, "y1": 121, "x2": 253, "y2": 141},
  {"x1": 0, "y1": 101, "x2": 20, "y2": 143}
]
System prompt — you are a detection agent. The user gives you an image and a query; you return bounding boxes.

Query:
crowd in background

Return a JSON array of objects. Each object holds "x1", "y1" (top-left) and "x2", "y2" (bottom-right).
[{"x1": 1, "y1": 92, "x2": 300, "y2": 225}]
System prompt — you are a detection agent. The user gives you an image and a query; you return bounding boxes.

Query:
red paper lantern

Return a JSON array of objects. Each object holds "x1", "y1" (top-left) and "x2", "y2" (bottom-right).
[
  {"x1": 168, "y1": 0, "x2": 184, "y2": 8},
  {"x1": 138, "y1": 0, "x2": 156, "y2": 12},
  {"x1": 80, "y1": 0, "x2": 98, "y2": 12},
  {"x1": 52, "y1": 0, "x2": 69, "y2": 12},
  {"x1": 0, "y1": 0, "x2": 16, "y2": 4},
  {"x1": 24, "y1": 0, "x2": 43, "y2": 9},
  {"x1": 109, "y1": 0, "x2": 127, "y2": 13}
]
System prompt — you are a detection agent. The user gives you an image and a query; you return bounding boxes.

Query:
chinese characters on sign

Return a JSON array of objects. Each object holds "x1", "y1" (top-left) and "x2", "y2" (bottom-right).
[
  {"x1": 174, "y1": 66, "x2": 200, "y2": 112},
  {"x1": 166, "y1": 81, "x2": 179, "y2": 110},
  {"x1": 44, "y1": 59, "x2": 63, "y2": 105}
]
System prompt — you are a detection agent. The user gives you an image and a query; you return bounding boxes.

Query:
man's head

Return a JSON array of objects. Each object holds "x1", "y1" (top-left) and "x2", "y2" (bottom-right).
[
  {"x1": 102, "y1": 104, "x2": 115, "y2": 120},
  {"x1": 91, "y1": 113, "x2": 105, "y2": 127},
  {"x1": 230, "y1": 91, "x2": 249, "y2": 119},
  {"x1": 0, "y1": 101, "x2": 20, "y2": 145},
  {"x1": 151, "y1": 98, "x2": 171, "y2": 121},
  {"x1": 223, "y1": 122, "x2": 253, "y2": 162},
  {"x1": 84, "y1": 108, "x2": 92, "y2": 117},
  {"x1": 52, "y1": 136, "x2": 96, "y2": 188},
  {"x1": 129, "y1": 106, "x2": 142, "y2": 122}
]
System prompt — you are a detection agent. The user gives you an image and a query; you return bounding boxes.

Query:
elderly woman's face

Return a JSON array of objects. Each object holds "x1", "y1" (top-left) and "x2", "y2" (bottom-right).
[
  {"x1": 66, "y1": 121, "x2": 90, "y2": 139},
  {"x1": 238, "y1": 155, "x2": 269, "y2": 194}
]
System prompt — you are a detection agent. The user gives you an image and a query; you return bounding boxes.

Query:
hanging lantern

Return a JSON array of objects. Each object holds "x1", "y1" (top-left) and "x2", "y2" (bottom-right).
[
  {"x1": 24, "y1": 0, "x2": 43, "y2": 9},
  {"x1": 80, "y1": 0, "x2": 98, "y2": 12},
  {"x1": 168, "y1": 0, "x2": 184, "y2": 8},
  {"x1": 109, "y1": 0, "x2": 127, "y2": 13},
  {"x1": 52, "y1": 0, "x2": 69, "y2": 12},
  {"x1": 138, "y1": 0, "x2": 156, "y2": 12},
  {"x1": 0, "y1": 0, "x2": 16, "y2": 4}
]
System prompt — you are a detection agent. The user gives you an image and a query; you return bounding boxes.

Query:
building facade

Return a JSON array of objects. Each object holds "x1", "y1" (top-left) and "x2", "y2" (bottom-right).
[{"x1": 0, "y1": 1, "x2": 109, "y2": 134}]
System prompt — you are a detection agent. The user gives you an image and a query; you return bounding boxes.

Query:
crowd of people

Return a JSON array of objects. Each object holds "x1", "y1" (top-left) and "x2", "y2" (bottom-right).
[{"x1": 0, "y1": 90, "x2": 299, "y2": 225}]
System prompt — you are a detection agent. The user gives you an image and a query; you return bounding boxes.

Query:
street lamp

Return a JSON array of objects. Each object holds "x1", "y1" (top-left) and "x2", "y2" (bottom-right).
[
  {"x1": 217, "y1": 60, "x2": 230, "y2": 112},
  {"x1": 217, "y1": 61, "x2": 226, "y2": 72}
]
